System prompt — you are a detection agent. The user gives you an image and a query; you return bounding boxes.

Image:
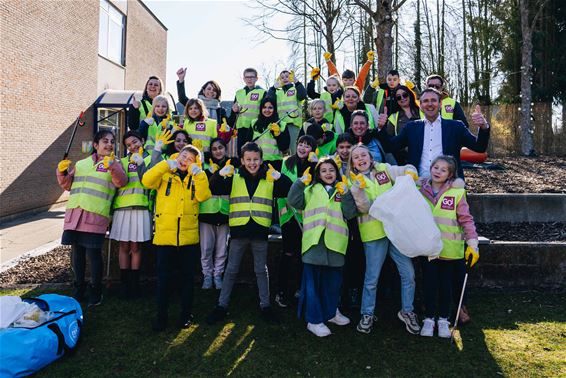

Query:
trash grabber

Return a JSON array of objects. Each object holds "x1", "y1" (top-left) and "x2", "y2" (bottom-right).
[
  {"x1": 105, "y1": 232, "x2": 112, "y2": 289},
  {"x1": 451, "y1": 255, "x2": 474, "y2": 343},
  {"x1": 63, "y1": 111, "x2": 85, "y2": 160},
  {"x1": 308, "y1": 63, "x2": 326, "y2": 82},
  {"x1": 252, "y1": 109, "x2": 300, "y2": 142}
]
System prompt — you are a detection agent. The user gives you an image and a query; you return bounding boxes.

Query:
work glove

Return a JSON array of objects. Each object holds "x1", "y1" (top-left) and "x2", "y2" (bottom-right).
[
  {"x1": 335, "y1": 175, "x2": 348, "y2": 195},
  {"x1": 167, "y1": 159, "x2": 178, "y2": 172},
  {"x1": 310, "y1": 67, "x2": 321, "y2": 80},
  {"x1": 208, "y1": 159, "x2": 219, "y2": 174},
  {"x1": 465, "y1": 240, "x2": 480, "y2": 267},
  {"x1": 266, "y1": 163, "x2": 281, "y2": 182},
  {"x1": 404, "y1": 79, "x2": 415, "y2": 90},
  {"x1": 370, "y1": 77, "x2": 380, "y2": 89},
  {"x1": 334, "y1": 154, "x2": 342, "y2": 169},
  {"x1": 102, "y1": 152, "x2": 115, "y2": 169},
  {"x1": 403, "y1": 165, "x2": 418, "y2": 182},
  {"x1": 331, "y1": 99, "x2": 343, "y2": 110},
  {"x1": 270, "y1": 123, "x2": 281, "y2": 137},
  {"x1": 366, "y1": 50, "x2": 376, "y2": 62},
  {"x1": 58, "y1": 159, "x2": 72, "y2": 173},
  {"x1": 130, "y1": 147, "x2": 144, "y2": 165},
  {"x1": 232, "y1": 128, "x2": 238, "y2": 138},
  {"x1": 300, "y1": 166, "x2": 312, "y2": 185},
  {"x1": 307, "y1": 151, "x2": 318, "y2": 163},
  {"x1": 219, "y1": 118, "x2": 229, "y2": 133},
  {"x1": 349, "y1": 172, "x2": 367, "y2": 189},
  {"x1": 192, "y1": 139, "x2": 203, "y2": 151},
  {"x1": 323, "y1": 51, "x2": 332, "y2": 61},
  {"x1": 219, "y1": 159, "x2": 235, "y2": 177},
  {"x1": 189, "y1": 162, "x2": 202, "y2": 176},
  {"x1": 289, "y1": 70, "x2": 296, "y2": 83},
  {"x1": 144, "y1": 114, "x2": 154, "y2": 125},
  {"x1": 154, "y1": 129, "x2": 173, "y2": 152}
]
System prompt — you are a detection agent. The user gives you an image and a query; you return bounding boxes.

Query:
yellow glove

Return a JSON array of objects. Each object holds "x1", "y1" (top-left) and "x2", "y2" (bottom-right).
[
  {"x1": 266, "y1": 163, "x2": 281, "y2": 182},
  {"x1": 130, "y1": 147, "x2": 144, "y2": 165},
  {"x1": 219, "y1": 159, "x2": 235, "y2": 177},
  {"x1": 349, "y1": 172, "x2": 367, "y2": 189},
  {"x1": 370, "y1": 77, "x2": 380, "y2": 89},
  {"x1": 154, "y1": 129, "x2": 174, "y2": 152},
  {"x1": 366, "y1": 50, "x2": 376, "y2": 62},
  {"x1": 331, "y1": 99, "x2": 343, "y2": 110},
  {"x1": 404, "y1": 79, "x2": 415, "y2": 90},
  {"x1": 103, "y1": 152, "x2": 115, "y2": 169},
  {"x1": 300, "y1": 166, "x2": 312, "y2": 185},
  {"x1": 323, "y1": 51, "x2": 332, "y2": 61},
  {"x1": 219, "y1": 118, "x2": 229, "y2": 133},
  {"x1": 173, "y1": 121, "x2": 183, "y2": 131},
  {"x1": 232, "y1": 128, "x2": 238, "y2": 138},
  {"x1": 308, "y1": 151, "x2": 318, "y2": 163},
  {"x1": 192, "y1": 139, "x2": 203, "y2": 151},
  {"x1": 334, "y1": 154, "x2": 342, "y2": 169},
  {"x1": 404, "y1": 167, "x2": 419, "y2": 182},
  {"x1": 310, "y1": 67, "x2": 321, "y2": 80},
  {"x1": 289, "y1": 70, "x2": 295, "y2": 83},
  {"x1": 208, "y1": 158, "x2": 219, "y2": 173},
  {"x1": 335, "y1": 175, "x2": 348, "y2": 194},
  {"x1": 195, "y1": 154, "x2": 203, "y2": 169},
  {"x1": 465, "y1": 246, "x2": 480, "y2": 268},
  {"x1": 270, "y1": 123, "x2": 281, "y2": 137},
  {"x1": 315, "y1": 148, "x2": 320, "y2": 156},
  {"x1": 58, "y1": 159, "x2": 71, "y2": 173}
]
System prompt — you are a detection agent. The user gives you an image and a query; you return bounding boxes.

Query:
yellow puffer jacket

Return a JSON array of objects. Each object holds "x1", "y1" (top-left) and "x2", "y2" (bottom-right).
[{"x1": 142, "y1": 160, "x2": 211, "y2": 246}]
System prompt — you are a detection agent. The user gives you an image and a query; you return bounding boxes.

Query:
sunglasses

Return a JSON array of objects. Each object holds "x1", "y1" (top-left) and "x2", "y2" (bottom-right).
[
  {"x1": 396, "y1": 93, "x2": 409, "y2": 101},
  {"x1": 428, "y1": 84, "x2": 442, "y2": 90},
  {"x1": 244, "y1": 76, "x2": 257, "y2": 79}
]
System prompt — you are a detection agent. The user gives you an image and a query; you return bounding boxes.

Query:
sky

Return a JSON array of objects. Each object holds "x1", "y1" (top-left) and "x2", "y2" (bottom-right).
[{"x1": 144, "y1": 0, "x2": 292, "y2": 101}]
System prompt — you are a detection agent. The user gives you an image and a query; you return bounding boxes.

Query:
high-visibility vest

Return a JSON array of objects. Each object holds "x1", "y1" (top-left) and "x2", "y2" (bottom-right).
[
  {"x1": 229, "y1": 174, "x2": 274, "y2": 227},
  {"x1": 441, "y1": 97, "x2": 456, "y2": 120},
  {"x1": 252, "y1": 120, "x2": 283, "y2": 161},
  {"x1": 67, "y1": 157, "x2": 117, "y2": 218},
  {"x1": 302, "y1": 184, "x2": 349, "y2": 254},
  {"x1": 199, "y1": 161, "x2": 230, "y2": 215},
  {"x1": 277, "y1": 161, "x2": 301, "y2": 226},
  {"x1": 352, "y1": 163, "x2": 393, "y2": 242},
  {"x1": 276, "y1": 85, "x2": 303, "y2": 128},
  {"x1": 425, "y1": 187, "x2": 466, "y2": 259},
  {"x1": 388, "y1": 112, "x2": 400, "y2": 134},
  {"x1": 113, "y1": 155, "x2": 151, "y2": 209},
  {"x1": 144, "y1": 115, "x2": 175, "y2": 152},
  {"x1": 334, "y1": 104, "x2": 376, "y2": 133},
  {"x1": 138, "y1": 99, "x2": 152, "y2": 120},
  {"x1": 235, "y1": 87, "x2": 266, "y2": 129},
  {"x1": 374, "y1": 88, "x2": 385, "y2": 112},
  {"x1": 184, "y1": 118, "x2": 218, "y2": 152},
  {"x1": 317, "y1": 133, "x2": 338, "y2": 157},
  {"x1": 320, "y1": 91, "x2": 335, "y2": 123}
]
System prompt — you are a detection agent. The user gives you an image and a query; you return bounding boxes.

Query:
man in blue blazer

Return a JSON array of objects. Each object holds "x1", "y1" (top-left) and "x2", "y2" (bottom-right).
[{"x1": 375, "y1": 88, "x2": 490, "y2": 178}]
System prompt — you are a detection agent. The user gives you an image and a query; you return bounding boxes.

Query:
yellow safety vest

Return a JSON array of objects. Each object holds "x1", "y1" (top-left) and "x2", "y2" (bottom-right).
[
  {"x1": 113, "y1": 155, "x2": 151, "y2": 209},
  {"x1": 276, "y1": 85, "x2": 303, "y2": 128},
  {"x1": 252, "y1": 120, "x2": 284, "y2": 161},
  {"x1": 235, "y1": 87, "x2": 266, "y2": 129},
  {"x1": 184, "y1": 118, "x2": 218, "y2": 152},
  {"x1": 425, "y1": 188, "x2": 466, "y2": 259},
  {"x1": 441, "y1": 97, "x2": 456, "y2": 120},
  {"x1": 319, "y1": 91, "x2": 335, "y2": 123},
  {"x1": 229, "y1": 174, "x2": 274, "y2": 227},
  {"x1": 334, "y1": 104, "x2": 376, "y2": 133},
  {"x1": 277, "y1": 161, "x2": 301, "y2": 226}
]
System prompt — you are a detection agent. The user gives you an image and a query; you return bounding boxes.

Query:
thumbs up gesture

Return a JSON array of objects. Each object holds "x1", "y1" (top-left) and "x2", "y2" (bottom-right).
[
  {"x1": 102, "y1": 152, "x2": 116, "y2": 169},
  {"x1": 130, "y1": 147, "x2": 144, "y2": 165},
  {"x1": 335, "y1": 175, "x2": 348, "y2": 194},
  {"x1": 208, "y1": 158, "x2": 220, "y2": 173},
  {"x1": 307, "y1": 151, "x2": 318, "y2": 163},
  {"x1": 349, "y1": 172, "x2": 367, "y2": 189},
  {"x1": 323, "y1": 51, "x2": 332, "y2": 61},
  {"x1": 471, "y1": 104, "x2": 488, "y2": 129},
  {"x1": 131, "y1": 96, "x2": 140, "y2": 109},
  {"x1": 266, "y1": 163, "x2": 281, "y2": 182},
  {"x1": 219, "y1": 118, "x2": 229, "y2": 133},
  {"x1": 377, "y1": 106, "x2": 388, "y2": 129},
  {"x1": 219, "y1": 159, "x2": 235, "y2": 177},
  {"x1": 300, "y1": 166, "x2": 312, "y2": 185}
]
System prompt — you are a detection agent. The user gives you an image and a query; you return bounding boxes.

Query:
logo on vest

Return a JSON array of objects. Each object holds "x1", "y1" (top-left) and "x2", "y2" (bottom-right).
[
  {"x1": 286, "y1": 89, "x2": 296, "y2": 96},
  {"x1": 444, "y1": 104, "x2": 454, "y2": 113},
  {"x1": 96, "y1": 163, "x2": 108, "y2": 172},
  {"x1": 195, "y1": 122, "x2": 206, "y2": 132},
  {"x1": 376, "y1": 171, "x2": 390, "y2": 185},
  {"x1": 250, "y1": 93, "x2": 259, "y2": 101},
  {"x1": 335, "y1": 193, "x2": 342, "y2": 202},
  {"x1": 128, "y1": 163, "x2": 137, "y2": 172},
  {"x1": 441, "y1": 196, "x2": 455, "y2": 210}
]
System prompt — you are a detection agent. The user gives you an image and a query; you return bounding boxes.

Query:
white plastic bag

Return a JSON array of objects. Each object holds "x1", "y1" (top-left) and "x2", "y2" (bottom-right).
[{"x1": 369, "y1": 175, "x2": 443, "y2": 258}]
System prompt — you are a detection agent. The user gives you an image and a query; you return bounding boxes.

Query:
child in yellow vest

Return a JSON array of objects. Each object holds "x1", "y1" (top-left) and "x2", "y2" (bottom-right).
[
  {"x1": 183, "y1": 98, "x2": 218, "y2": 153},
  {"x1": 56, "y1": 130, "x2": 127, "y2": 307},
  {"x1": 288, "y1": 157, "x2": 357, "y2": 337},
  {"x1": 140, "y1": 95, "x2": 174, "y2": 152},
  {"x1": 418, "y1": 155, "x2": 479, "y2": 338},
  {"x1": 142, "y1": 145, "x2": 212, "y2": 331}
]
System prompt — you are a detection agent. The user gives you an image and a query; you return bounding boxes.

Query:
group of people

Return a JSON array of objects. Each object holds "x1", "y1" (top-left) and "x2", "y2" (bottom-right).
[{"x1": 56, "y1": 50, "x2": 490, "y2": 338}]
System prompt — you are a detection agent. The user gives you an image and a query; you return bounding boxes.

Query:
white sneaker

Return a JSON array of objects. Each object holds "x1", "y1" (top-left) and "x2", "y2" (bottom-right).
[
  {"x1": 437, "y1": 318, "x2": 451, "y2": 338},
  {"x1": 420, "y1": 317, "x2": 435, "y2": 337},
  {"x1": 328, "y1": 309, "x2": 350, "y2": 326},
  {"x1": 307, "y1": 322, "x2": 332, "y2": 337}
]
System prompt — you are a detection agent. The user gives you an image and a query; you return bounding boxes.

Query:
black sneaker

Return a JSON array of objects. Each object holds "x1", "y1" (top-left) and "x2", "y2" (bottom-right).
[
  {"x1": 87, "y1": 284, "x2": 103, "y2": 308},
  {"x1": 178, "y1": 313, "x2": 194, "y2": 329},
  {"x1": 206, "y1": 306, "x2": 227, "y2": 325},
  {"x1": 260, "y1": 306, "x2": 280, "y2": 324},
  {"x1": 274, "y1": 292, "x2": 289, "y2": 308}
]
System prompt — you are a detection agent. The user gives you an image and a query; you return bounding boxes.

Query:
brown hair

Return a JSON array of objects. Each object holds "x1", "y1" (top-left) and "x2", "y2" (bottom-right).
[
  {"x1": 184, "y1": 98, "x2": 208, "y2": 121},
  {"x1": 430, "y1": 155, "x2": 458, "y2": 180}
]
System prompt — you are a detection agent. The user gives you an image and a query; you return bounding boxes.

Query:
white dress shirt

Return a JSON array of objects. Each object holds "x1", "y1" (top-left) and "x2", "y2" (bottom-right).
[{"x1": 419, "y1": 116, "x2": 443, "y2": 177}]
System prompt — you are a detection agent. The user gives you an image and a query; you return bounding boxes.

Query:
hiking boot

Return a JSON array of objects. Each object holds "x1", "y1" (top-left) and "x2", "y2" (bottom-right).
[
  {"x1": 88, "y1": 284, "x2": 103, "y2": 308},
  {"x1": 72, "y1": 281, "x2": 87, "y2": 302},
  {"x1": 398, "y1": 310, "x2": 421, "y2": 335},
  {"x1": 206, "y1": 305, "x2": 227, "y2": 325},
  {"x1": 275, "y1": 291, "x2": 289, "y2": 308},
  {"x1": 328, "y1": 309, "x2": 350, "y2": 326},
  {"x1": 420, "y1": 317, "x2": 435, "y2": 337},
  {"x1": 307, "y1": 322, "x2": 332, "y2": 337},
  {"x1": 202, "y1": 275, "x2": 213, "y2": 289},
  {"x1": 437, "y1": 318, "x2": 451, "y2": 338},
  {"x1": 260, "y1": 306, "x2": 280, "y2": 323},
  {"x1": 459, "y1": 306, "x2": 471, "y2": 324},
  {"x1": 357, "y1": 314, "x2": 376, "y2": 334},
  {"x1": 214, "y1": 276, "x2": 223, "y2": 290}
]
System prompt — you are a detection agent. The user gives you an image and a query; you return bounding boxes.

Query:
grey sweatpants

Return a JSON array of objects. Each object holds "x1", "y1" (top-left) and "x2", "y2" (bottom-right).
[{"x1": 218, "y1": 238, "x2": 270, "y2": 309}]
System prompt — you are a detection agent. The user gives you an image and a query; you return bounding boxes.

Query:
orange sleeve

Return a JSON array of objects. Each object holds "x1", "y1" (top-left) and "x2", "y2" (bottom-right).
[
  {"x1": 326, "y1": 59, "x2": 339, "y2": 77},
  {"x1": 355, "y1": 60, "x2": 372, "y2": 92}
]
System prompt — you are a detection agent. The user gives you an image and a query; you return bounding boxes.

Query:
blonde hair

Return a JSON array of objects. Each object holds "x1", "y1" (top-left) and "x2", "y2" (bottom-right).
[
  {"x1": 326, "y1": 75, "x2": 343, "y2": 88},
  {"x1": 151, "y1": 95, "x2": 169, "y2": 112},
  {"x1": 346, "y1": 143, "x2": 373, "y2": 176},
  {"x1": 309, "y1": 99, "x2": 326, "y2": 114}
]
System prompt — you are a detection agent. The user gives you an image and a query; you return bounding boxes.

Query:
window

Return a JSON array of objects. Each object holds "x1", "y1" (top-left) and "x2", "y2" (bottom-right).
[
  {"x1": 97, "y1": 108, "x2": 124, "y2": 156},
  {"x1": 99, "y1": 0, "x2": 125, "y2": 65}
]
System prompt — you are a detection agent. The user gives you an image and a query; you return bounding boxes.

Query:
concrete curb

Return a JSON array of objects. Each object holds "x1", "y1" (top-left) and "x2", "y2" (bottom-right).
[
  {"x1": 0, "y1": 239, "x2": 62, "y2": 274},
  {"x1": 468, "y1": 193, "x2": 566, "y2": 223}
]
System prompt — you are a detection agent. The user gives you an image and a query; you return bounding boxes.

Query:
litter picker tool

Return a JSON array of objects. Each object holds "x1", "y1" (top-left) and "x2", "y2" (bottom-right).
[
  {"x1": 63, "y1": 111, "x2": 85, "y2": 160},
  {"x1": 252, "y1": 109, "x2": 300, "y2": 142},
  {"x1": 451, "y1": 254, "x2": 474, "y2": 344},
  {"x1": 308, "y1": 63, "x2": 326, "y2": 82}
]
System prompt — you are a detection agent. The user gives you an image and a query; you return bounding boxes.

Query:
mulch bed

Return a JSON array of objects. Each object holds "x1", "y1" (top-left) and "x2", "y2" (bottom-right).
[
  {"x1": 464, "y1": 156, "x2": 566, "y2": 193},
  {"x1": 476, "y1": 222, "x2": 566, "y2": 242},
  {"x1": 0, "y1": 246, "x2": 72, "y2": 287}
]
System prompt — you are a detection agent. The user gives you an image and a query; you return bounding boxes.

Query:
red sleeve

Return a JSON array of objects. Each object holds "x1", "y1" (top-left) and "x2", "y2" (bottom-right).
[
  {"x1": 108, "y1": 160, "x2": 128, "y2": 188},
  {"x1": 456, "y1": 194, "x2": 478, "y2": 240},
  {"x1": 355, "y1": 60, "x2": 372, "y2": 92},
  {"x1": 56, "y1": 167, "x2": 75, "y2": 191},
  {"x1": 326, "y1": 59, "x2": 339, "y2": 77}
]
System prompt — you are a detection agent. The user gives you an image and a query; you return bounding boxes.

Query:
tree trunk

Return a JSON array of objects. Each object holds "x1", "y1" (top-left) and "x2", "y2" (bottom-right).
[
  {"x1": 374, "y1": 16, "x2": 394, "y2": 82},
  {"x1": 519, "y1": 0, "x2": 535, "y2": 155},
  {"x1": 414, "y1": 0, "x2": 422, "y2": 92},
  {"x1": 462, "y1": 0, "x2": 469, "y2": 104}
]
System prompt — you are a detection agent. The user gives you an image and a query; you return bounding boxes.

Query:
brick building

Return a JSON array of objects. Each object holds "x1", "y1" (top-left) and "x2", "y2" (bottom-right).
[{"x1": 0, "y1": 0, "x2": 167, "y2": 220}]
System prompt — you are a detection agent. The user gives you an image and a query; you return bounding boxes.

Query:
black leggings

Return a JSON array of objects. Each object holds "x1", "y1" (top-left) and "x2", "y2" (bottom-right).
[
  {"x1": 71, "y1": 244, "x2": 103, "y2": 285},
  {"x1": 423, "y1": 258, "x2": 465, "y2": 319},
  {"x1": 277, "y1": 218, "x2": 303, "y2": 295}
]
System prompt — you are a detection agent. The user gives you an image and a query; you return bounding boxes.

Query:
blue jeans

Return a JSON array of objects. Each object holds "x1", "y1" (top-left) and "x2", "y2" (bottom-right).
[
  {"x1": 298, "y1": 264, "x2": 342, "y2": 324},
  {"x1": 360, "y1": 238, "x2": 415, "y2": 315}
]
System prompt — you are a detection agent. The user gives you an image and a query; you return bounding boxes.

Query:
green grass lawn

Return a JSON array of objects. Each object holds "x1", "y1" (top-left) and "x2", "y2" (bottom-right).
[{"x1": 2, "y1": 286, "x2": 565, "y2": 377}]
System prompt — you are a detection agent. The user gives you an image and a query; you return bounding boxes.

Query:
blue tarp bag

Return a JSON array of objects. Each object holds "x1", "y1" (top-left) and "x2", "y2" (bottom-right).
[{"x1": 0, "y1": 294, "x2": 83, "y2": 377}]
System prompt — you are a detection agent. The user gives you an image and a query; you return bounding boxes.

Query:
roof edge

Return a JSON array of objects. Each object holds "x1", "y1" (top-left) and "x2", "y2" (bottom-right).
[{"x1": 137, "y1": 0, "x2": 168, "y2": 31}]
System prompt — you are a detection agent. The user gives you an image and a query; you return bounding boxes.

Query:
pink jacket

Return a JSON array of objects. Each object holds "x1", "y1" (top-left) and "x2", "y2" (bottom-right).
[
  {"x1": 419, "y1": 179, "x2": 478, "y2": 241},
  {"x1": 56, "y1": 154, "x2": 127, "y2": 234}
]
